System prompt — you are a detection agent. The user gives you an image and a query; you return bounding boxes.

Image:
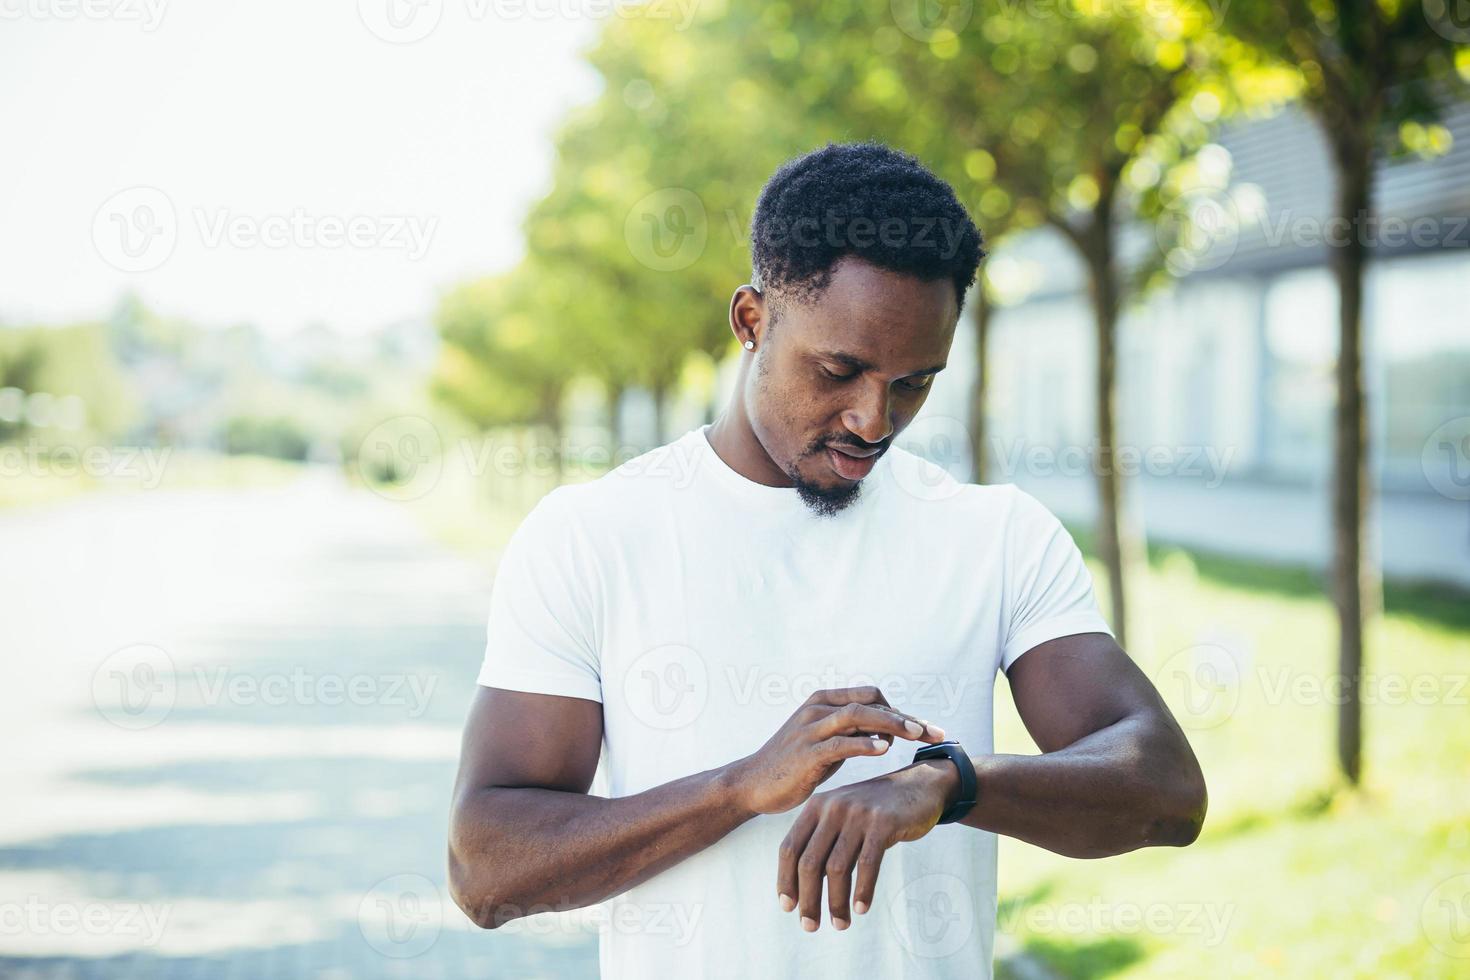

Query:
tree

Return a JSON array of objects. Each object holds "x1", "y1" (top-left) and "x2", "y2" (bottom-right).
[
  {"x1": 1220, "y1": 1, "x2": 1468, "y2": 784},
  {"x1": 434, "y1": 266, "x2": 581, "y2": 475},
  {"x1": 852, "y1": 0, "x2": 1293, "y2": 647}
]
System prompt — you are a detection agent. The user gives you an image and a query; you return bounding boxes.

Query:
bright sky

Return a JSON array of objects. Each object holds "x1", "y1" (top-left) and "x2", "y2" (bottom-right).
[{"x1": 0, "y1": 0, "x2": 603, "y2": 336}]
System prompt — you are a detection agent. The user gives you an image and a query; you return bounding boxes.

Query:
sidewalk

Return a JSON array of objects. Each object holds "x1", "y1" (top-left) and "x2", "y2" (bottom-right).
[{"x1": 0, "y1": 472, "x2": 598, "y2": 978}]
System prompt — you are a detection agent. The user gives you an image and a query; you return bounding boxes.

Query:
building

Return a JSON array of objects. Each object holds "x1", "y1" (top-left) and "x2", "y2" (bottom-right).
[{"x1": 917, "y1": 100, "x2": 1470, "y2": 588}]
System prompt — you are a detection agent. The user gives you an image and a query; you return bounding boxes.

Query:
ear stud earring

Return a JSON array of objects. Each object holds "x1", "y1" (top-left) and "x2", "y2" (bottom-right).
[{"x1": 743, "y1": 340, "x2": 755, "y2": 350}]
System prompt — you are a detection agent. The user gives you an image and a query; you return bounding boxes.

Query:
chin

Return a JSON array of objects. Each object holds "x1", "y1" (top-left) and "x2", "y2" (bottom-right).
[{"x1": 792, "y1": 472, "x2": 864, "y2": 517}]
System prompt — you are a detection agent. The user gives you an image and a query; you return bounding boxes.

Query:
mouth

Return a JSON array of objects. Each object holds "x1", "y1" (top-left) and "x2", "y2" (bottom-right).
[{"x1": 826, "y1": 443, "x2": 884, "y2": 481}]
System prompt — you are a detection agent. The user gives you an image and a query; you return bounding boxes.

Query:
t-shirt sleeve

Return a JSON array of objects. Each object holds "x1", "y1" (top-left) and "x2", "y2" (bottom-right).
[
  {"x1": 1000, "y1": 486, "x2": 1114, "y2": 671},
  {"x1": 476, "y1": 486, "x2": 603, "y2": 702}
]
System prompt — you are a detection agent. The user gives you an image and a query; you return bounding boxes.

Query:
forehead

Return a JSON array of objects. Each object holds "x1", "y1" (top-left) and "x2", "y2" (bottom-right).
[{"x1": 782, "y1": 256, "x2": 958, "y2": 367}]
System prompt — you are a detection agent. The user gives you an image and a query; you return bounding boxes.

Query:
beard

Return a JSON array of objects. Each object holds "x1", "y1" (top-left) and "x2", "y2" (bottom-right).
[
  {"x1": 792, "y1": 474, "x2": 864, "y2": 517},
  {"x1": 786, "y1": 435, "x2": 866, "y2": 518}
]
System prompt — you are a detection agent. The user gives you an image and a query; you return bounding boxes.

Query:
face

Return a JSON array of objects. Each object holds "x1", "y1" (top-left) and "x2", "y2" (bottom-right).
[{"x1": 736, "y1": 255, "x2": 959, "y2": 516}]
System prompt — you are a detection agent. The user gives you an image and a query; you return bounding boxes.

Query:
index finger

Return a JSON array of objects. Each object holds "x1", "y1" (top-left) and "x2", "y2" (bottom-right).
[
  {"x1": 806, "y1": 688, "x2": 946, "y2": 742},
  {"x1": 816, "y1": 704, "x2": 945, "y2": 744},
  {"x1": 806, "y1": 686, "x2": 892, "y2": 709}
]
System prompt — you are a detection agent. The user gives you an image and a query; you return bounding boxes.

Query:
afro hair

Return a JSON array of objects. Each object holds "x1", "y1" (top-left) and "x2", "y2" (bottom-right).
[{"x1": 749, "y1": 142, "x2": 985, "y2": 318}]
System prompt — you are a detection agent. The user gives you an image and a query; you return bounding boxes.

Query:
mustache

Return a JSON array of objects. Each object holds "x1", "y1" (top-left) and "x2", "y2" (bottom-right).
[{"x1": 807, "y1": 435, "x2": 890, "y2": 456}]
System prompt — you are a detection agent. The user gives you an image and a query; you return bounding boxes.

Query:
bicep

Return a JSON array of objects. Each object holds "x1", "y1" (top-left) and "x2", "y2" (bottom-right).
[
  {"x1": 1004, "y1": 632, "x2": 1168, "y2": 753},
  {"x1": 454, "y1": 686, "x2": 603, "y2": 796}
]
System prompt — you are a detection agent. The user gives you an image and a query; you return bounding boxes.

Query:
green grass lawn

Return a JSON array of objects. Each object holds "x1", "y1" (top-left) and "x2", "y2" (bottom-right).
[{"x1": 994, "y1": 540, "x2": 1470, "y2": 979}]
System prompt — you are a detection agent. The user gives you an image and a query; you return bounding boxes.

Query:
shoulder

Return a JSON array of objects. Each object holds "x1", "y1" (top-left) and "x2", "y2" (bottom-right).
[
  {"x1": 880, "y1": 446, "x2": 1036, "y2": 523},
  {"x1": 519, "y1": 433, "x2": 699, "y2": 533}
]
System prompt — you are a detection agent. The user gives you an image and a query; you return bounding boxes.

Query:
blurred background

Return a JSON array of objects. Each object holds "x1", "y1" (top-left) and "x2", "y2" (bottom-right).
[{"x1": 2, "y1": 1, "x2": 1468, "y2": 977}]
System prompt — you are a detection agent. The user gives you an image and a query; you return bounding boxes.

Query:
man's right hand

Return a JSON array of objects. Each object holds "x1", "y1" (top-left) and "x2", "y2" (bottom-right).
[{"x1": 726, "y1": 687, "x2": 947, "y2": 817}]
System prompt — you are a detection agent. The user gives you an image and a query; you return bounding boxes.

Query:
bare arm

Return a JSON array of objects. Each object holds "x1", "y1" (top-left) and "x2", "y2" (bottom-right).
[
  {"x1": 956, "y1": 631, "x2": 1207, "y2": 857},
  {"x1": 447, "y1": 685, "x2": 945, "y2": 929},
  {"x1": 778, "y1": 632, "x2": 1207, "y2": 931}
]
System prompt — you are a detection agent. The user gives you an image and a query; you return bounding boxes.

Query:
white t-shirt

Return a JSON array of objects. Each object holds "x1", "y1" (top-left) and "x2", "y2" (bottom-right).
[{"x1": 477, "y1": 423, "x2": 1113, "y2": 979}]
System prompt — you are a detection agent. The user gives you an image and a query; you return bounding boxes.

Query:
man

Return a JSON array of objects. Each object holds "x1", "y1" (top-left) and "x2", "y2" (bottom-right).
[{"x1": 449, "y1": 142, "x2": 1206, "y2": 978}]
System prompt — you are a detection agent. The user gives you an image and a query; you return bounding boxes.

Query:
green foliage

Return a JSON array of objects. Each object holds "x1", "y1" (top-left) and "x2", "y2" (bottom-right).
[
  {"x1": 220, "y1": 414, "x2": 312, "y2": 461},
  {"x1": 0, "y1": 321, "x2": 139, "y2": 444},
  {"x1": 432, "y1": 265, "x2": 581, "y2": 430},
  {"x1": 1220, "y1": 0, "x2": 1468, "y2": 161}
]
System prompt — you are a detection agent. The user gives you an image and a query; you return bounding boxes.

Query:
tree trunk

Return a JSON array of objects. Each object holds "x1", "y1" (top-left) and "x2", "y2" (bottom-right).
[
  {"x1": 606, "y1": 381, "x2": 625, "y2": 453},
  {"x1": 651, "y1": 381, "x2": 670, "y2": 448},
  {"x1": 1083, "y1": 212, "x2": 1129, "y2": 650},
  {"x1": 968, "y1": 286, "x2": 992, "y2": 484},
  {"x1": 541, "y1": 386, "x2": 564, "y2": 487},
  {"x1": 1328, "y1": 139, "x2": 1373, "y2": 786}
]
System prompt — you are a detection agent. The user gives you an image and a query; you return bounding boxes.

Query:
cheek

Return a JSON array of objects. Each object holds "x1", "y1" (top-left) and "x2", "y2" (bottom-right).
[{"x1": 752, "y1": 373, "x2": 826, "y2": 457}]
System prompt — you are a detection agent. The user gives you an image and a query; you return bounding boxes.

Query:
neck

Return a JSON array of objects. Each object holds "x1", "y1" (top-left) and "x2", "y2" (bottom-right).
[{"x1": 705, "y1": 373, "x2": 794, "y2": 488}]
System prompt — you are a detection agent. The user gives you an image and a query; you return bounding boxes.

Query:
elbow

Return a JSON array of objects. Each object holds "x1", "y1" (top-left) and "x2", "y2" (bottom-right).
[
  {"x1": 449, "y1": 850, "x2": 529, "y2": 931},
  {"x1": 448, "y1": 844, "x2": 505, "y2": 930},
  {"x1": 1147, "y1": 757, "x2": 1208, "y2": 848},
  {"x1": 448, "y1": 808, "x2": 527, "y2": 930}
]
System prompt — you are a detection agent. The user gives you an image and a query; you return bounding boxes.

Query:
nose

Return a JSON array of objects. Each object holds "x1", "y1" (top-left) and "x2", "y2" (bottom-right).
[{"x1": 841, "y1": 379, "x2": 894, "y2": 446}]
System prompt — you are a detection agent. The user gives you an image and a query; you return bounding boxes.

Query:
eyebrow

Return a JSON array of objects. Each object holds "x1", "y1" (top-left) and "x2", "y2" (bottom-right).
[{"x1": 813, "y1": 349, "x2": 947, "y2": 377}]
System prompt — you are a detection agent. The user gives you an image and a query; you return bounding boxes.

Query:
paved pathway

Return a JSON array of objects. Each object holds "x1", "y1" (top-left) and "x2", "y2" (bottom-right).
[{"x1": 0, "y1": 469, "x2": 598, "y2": 978}]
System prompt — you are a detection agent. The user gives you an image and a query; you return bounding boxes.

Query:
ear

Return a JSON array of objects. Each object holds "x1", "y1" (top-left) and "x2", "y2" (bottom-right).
[{"x1": 728, "y1": 285, "x2": 767, "y2": 351}]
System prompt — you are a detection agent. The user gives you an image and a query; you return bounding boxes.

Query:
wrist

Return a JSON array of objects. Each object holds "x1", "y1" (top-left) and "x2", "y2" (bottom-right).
[
  {"x1": 911, "y1": 758, "x2": 962, "y2": 813},
  {"x1": 911, "y1": 740, "x2": 978, "y2": 824},
  {"x1": 714, "y1": 758, "x2": 758, "y2": 820}
]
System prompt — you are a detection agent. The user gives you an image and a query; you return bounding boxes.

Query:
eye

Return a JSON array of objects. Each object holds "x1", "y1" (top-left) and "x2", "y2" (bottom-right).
[
  {"x1": 898, "y1": 375, "x2": 934, "y2": 392},
  {"x1": 820, "y1": 365, "x2": 857, "y2": 382}
]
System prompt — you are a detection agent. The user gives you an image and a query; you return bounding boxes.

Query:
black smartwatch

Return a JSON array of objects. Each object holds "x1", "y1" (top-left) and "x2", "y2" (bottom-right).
[{"x1": 912, "y1": 740, "x2": 978, "y2": 824}]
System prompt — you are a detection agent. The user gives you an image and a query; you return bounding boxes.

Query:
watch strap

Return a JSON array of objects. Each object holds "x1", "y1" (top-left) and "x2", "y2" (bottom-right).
[{"x1": 911, "y1": 740, "x2": 978, "y2": 824}]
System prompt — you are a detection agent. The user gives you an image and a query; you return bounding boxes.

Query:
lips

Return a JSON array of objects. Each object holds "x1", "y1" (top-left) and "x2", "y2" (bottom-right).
[{"x1": 827, "y1": 444, "x2": 884, "y2": 481}]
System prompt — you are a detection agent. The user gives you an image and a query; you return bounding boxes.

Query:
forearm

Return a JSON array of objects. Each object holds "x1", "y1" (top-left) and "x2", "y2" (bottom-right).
[
  {"x1": 449, "y1": 762, "x2": 753, "y2": 927},
  {"x1": 956, "y1": 715, "x2": 1207, "y2": 858}
]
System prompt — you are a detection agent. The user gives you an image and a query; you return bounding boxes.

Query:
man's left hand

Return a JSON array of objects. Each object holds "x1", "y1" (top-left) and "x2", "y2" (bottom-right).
[{"x1": 776, "y1": 759, "x2": 961, "y2": 932}]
